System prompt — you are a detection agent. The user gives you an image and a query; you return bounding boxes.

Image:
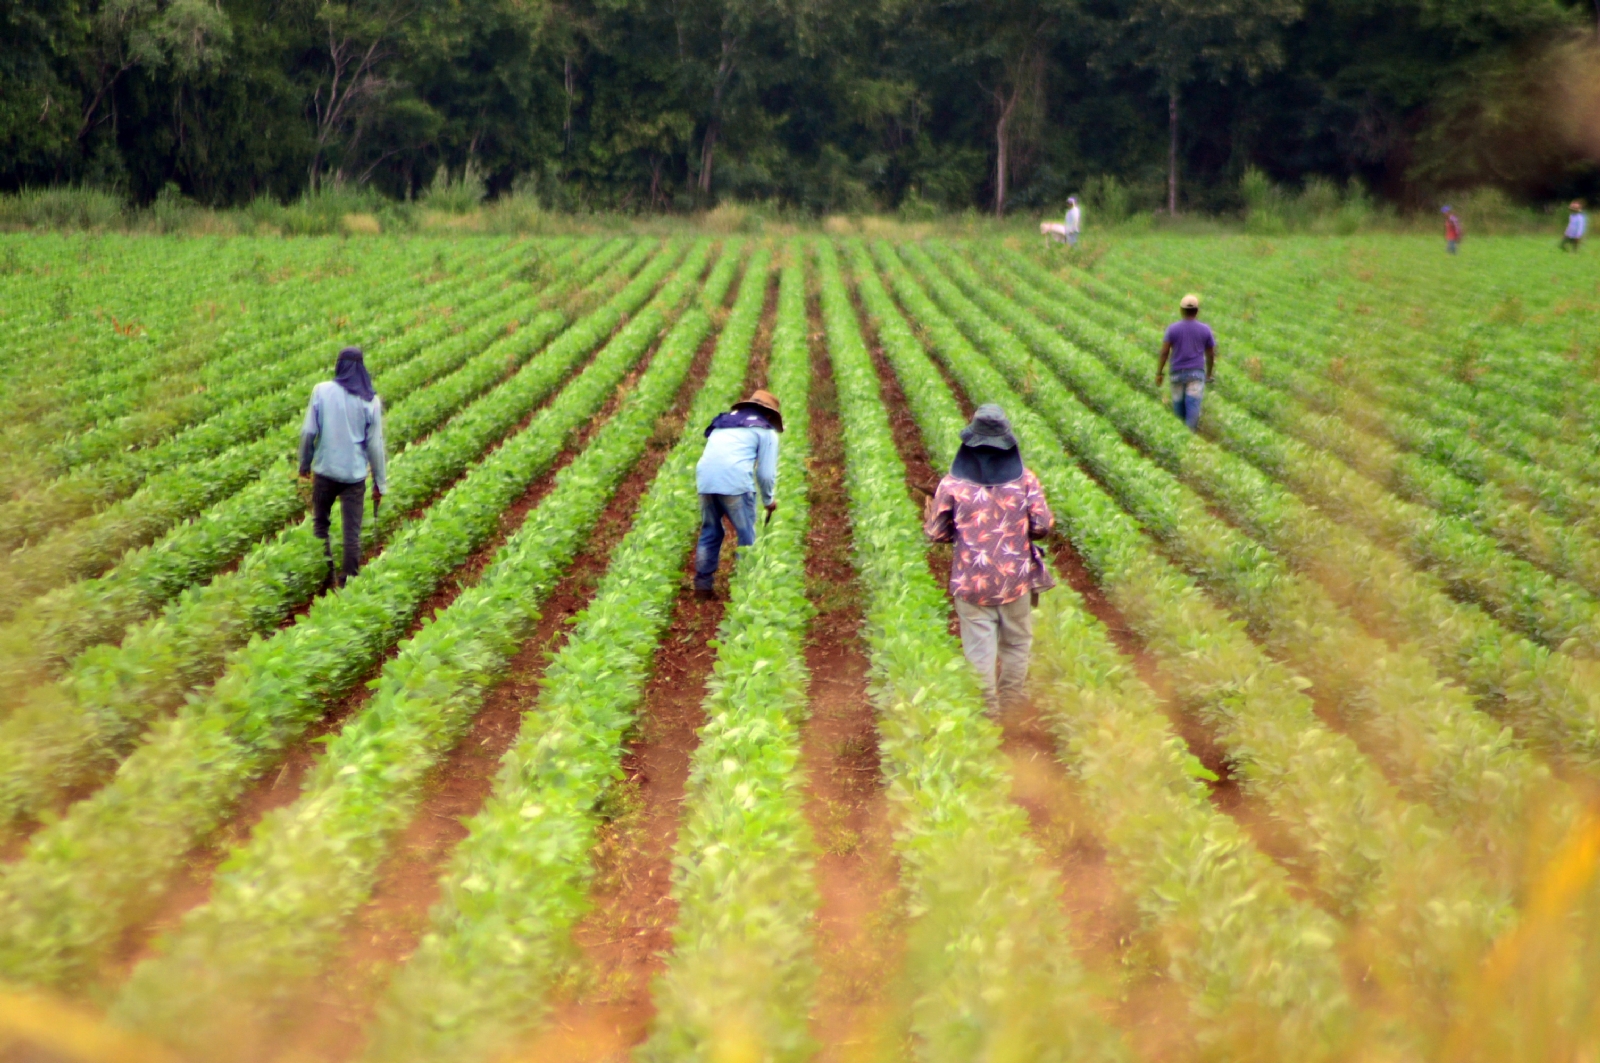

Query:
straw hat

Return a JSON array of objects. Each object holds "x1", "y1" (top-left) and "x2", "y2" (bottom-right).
[{"x1": 732, "y1": 389, "x2": 783, "y2": 432}]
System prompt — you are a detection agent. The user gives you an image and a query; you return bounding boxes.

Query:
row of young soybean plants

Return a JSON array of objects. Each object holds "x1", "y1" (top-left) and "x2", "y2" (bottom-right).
[
  {"x1": 0, "y1": 238, "x2": 552, "y2": 605},
  {"x1": 986, "y1": 244, "x2": 1600, "y2": 775},
  {"x1": 1, "y1": 237, "x2": 457, "y2": 497},
  {"x1": 1057, "y1": 242, "x2": 1600, "y2": 631},
  {"x1": 910, "y1": 239, "x2": 1580, "y2": 871},
  {"x1": 818, "y1": 240, "x2": 1132, "y2": 1063},
  {"x1": 362, "y1": 245, "x2": 773, "y2": 1063},
  {"x1": 0, "y1": 236, "x2": 620, "y2": 681},
  {"x1": 0, "y1": 238, "x2": 714, "y2": 992},
  {"x1": 0, "y1": 239, "x2": 665, "y2": 834},
  {"x1": 1102, "y1": 239, "x2": 1600, "y2": 500},
  {"x1": 852, "y1": 237, "x2": 1513, "y2": 1056},
  {"x1": 105, "y1": 240, "x2": 759, "y2": 1061},
  {"x1": 846, "y1": 240, "x2": 1355, "y2": 1062},
  {"x1": 0, "y1": 236, "x2": 558, "y2": 552}
]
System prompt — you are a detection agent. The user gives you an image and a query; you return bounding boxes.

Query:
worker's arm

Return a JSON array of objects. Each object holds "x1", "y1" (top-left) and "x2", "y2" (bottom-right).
[
  {"x1": 1154, "y1": 340, "x2": 1172, "y2": 385},
  {"x1": 297, "y1": 391, "x2": 320, "y2": 479},
  {"x1": 923, "y1": 481, "x2": 957, "y2": 543},
  {"x1": 755, "y1": 429, "x2": 778, "y2": 510},
  {"x1": 1025, "y1": 474, "x2": 1054, "y2": 540},
  {"x1": 1205, "y1": 343, "x2": 1217, "y2": 383},
  {"x1": 366, "y1": 398, "x2": 388, "y2": 498}
]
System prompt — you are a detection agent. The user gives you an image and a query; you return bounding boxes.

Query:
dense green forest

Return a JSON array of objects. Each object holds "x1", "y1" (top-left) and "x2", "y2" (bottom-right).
[{"x1": 3, "y1": 0, "x2": 1597, "y2": 215}]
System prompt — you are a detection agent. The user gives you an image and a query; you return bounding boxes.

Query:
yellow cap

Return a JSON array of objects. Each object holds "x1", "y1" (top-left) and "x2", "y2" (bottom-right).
[{"x1": 1180, "y1": 293, "x2": 1201, "y2": 310}]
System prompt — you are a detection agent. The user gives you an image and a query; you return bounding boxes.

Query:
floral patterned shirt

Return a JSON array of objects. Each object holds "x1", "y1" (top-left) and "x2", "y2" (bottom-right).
[{"x1": 924, "y1": 469, "x2": 1056, "y2": 606}]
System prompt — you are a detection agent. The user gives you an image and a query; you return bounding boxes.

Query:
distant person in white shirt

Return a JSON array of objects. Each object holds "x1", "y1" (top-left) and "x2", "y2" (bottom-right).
[
  {"x1": 1563, "y1": 201, "x2": 1586, "y2": 252},
  {"x1": 1064, "y1": 196, "x2": 1082, "y2": 246}
]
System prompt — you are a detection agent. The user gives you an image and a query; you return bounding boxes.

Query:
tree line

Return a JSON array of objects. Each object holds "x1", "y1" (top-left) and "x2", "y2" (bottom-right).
[{"x1": 1, "y1": 0, "x2": 1594, "y2": 215}]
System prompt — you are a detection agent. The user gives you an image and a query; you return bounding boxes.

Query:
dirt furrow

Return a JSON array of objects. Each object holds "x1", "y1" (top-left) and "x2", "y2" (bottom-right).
[{"x1": 801, "y1": 309, "x2": 909, "y2": 1063}]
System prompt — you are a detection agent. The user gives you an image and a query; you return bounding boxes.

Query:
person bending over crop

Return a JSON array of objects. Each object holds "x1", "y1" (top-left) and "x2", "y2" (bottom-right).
[
  {"x1": 1155, "y1": 293, "x2": 1216, "y2": 431},
  {"x1": 924, "y1": 405, "x2": 1055, "y2": 713},
  {"x1": 299, "y1": 346, "x2": 387, "y2": 590},
  {"x1": 693, "y1": 389, "x2": 782, "y2": 601}
]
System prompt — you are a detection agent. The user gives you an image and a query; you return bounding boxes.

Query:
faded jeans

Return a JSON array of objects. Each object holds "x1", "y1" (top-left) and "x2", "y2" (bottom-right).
[
  {"x1": 955, "y1": 594, "x2": 1035, "y2": 710},
  {"x1": 694, "y1": 492, "x2": 757, "y2": 590},
  {"x1": 1170, "y1": 370, "x2": 1206, "y2": 431},
  {"x1": 311, "y1": 473, "x2": 366, "y2": 583}
]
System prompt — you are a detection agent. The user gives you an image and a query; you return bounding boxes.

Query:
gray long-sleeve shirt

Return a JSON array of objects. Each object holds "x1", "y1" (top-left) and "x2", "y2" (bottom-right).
[{"x1": 298, "y1": 381, "x2": 387, "y2": 491}]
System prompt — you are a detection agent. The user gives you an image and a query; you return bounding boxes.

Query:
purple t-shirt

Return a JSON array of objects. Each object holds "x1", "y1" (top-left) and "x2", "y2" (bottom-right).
[{"x1": 1164, "y1": 319, "x2": 1215, "y2": 374}]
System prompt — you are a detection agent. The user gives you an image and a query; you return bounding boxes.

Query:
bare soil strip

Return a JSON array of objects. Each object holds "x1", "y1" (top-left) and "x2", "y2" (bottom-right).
[
  {"x1": 99, "y1": 321, "x2": 679, "y2": 993},
  {"x1": 801, "y1": 313, "x2": 911, "y2": 1063},
  {"x1": 503, "y1": 268, "x2": 779, "y2": 1063}
]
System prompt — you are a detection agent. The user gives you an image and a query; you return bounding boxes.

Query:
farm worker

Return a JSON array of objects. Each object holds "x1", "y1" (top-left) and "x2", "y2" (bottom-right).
[
  {"x1": 693, "y1": 389, "x2": 782, "y2": 601},
  {"x1": 1154, "y1": 293, "x2": 1216, "y2": 431},
  {"x1": 1064, "y1": 196, "x2": 1082, "y2": 246},
  {"x1": 298, "y1": 346, "x2": 387, "y2": 590},
  {"x1": 1442, "y1": 206, "x2": 1462, "y2": 255},
  {"x1": 1563, "y1": 201, "x2": 1586, "y2": 252},
  {"x1": 924, "y1": 404, "x2": 1055, "y2": 713}
]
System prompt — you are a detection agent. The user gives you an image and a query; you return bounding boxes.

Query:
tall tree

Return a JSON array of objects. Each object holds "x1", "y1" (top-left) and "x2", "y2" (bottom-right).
[{"x1": 1093, "y1": 0, "x2": 1300, "y2": 212}]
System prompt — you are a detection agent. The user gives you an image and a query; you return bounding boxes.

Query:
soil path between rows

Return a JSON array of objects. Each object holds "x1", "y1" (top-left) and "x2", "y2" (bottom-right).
[
  {"x1": 502, "y1": 265, "x2": 778, "y2": 1063},
  {"x1": 800, "y1": 303, "x2": 908, "y2": 1063},
  {"x1": 97, "y1": 274, "x2": 695, "y2": 1001}
]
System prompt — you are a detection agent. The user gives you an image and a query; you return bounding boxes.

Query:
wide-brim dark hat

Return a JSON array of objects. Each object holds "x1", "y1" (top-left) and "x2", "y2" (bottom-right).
[
  {"x1": 959, "y1": 403, "x2": 1015, "y2": 449},
  {"x1": 732, "y1": 389, "x2": 784, "y2": 432}
]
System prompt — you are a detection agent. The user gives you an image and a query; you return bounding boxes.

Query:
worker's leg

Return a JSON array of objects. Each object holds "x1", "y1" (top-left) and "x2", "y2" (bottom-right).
[
  {"x1": 729, "y1": 492, "x2": 758, "y2": 547},
  {"x1": 994, "y1": 594, "x2": 1036, "y2": 709},
  {"x1": 1067, "y1": 231, "x2": 1079, "y2": 247},
  {"x1": 1183, "y1": 378, "x2": 1205, "y2": 431},
  {"x1": 693, "y1": 494, "x2": 729, "y2": 591},
  {"x1": 1171, "y1": 379, "x2": 1186, "y2": 421},
  {"x1": 310, "y1": 474, "x2": 340, "y2": 587},
  {"x1": 954, "y1": 596, "x2": 1001, "y2": 710},
  {"x1": 1447, "y1": 240, "x2": 1458, "y2": 255},
  {"x1": 337, "y1": 479, "x2": 367, "y2": 581}
]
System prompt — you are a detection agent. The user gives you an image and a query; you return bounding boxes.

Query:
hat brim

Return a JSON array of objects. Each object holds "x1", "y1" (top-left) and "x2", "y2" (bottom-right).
[
  {"x1": 732, "y1": 400, "x2": 783, "y2": 432},
  {"x1": 960, "y1": 429, "x2": 1016, "y2": 450}
]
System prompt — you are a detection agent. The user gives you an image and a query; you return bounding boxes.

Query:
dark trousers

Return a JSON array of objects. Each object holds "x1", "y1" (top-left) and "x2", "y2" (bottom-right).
[
  {"x1": 1562, "y1": 236, "x2": 1582, "y2": 252},
  {"x1": 694, "y1": 492, "x2": 757, "y2": 590},
  {"x1": 311, "y1": 474, "x2": 366, "y2": 582}
]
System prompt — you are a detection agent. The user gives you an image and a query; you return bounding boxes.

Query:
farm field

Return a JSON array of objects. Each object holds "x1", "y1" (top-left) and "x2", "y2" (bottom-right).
[{"x1": 0, "y1": 229, "x2": 1598, "y2": 1063}]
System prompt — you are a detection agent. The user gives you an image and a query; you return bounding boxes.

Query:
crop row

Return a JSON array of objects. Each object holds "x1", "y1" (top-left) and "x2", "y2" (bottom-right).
[
  {"x1": 0, "y1": 239, "x2": 712, "y2": 989},
  {"x1": 0, "y1": 240, "x2": 673, "y2": 832},
  {"x1": 819, "y1": 240, "x2": 1130, "y2": 1061},
  {"x1": 642, "y1": 249, "x2": 818, "y2": 1063},
  {"x1": 851, "y1": 244, "x2": 1355, "y2": 1060},
  {"x1": 852, "y1": 238, "x2": 1507, "y2": 1045},
  {"x1": 983, "y1": 247, "x2": 1600, "y2": 772},
  {"x1": 363, "y1": 248, "x2": 768, "y2": 1063},
  {"x1": 109, "y1": 243, "x2": 748, "y2": 1058},
  {"x1": 909, "y1": 240, "x2": 1572, "y2": 877},
  {"x1": 0, "y1": 238, "x2": 564, "y2": 549}
]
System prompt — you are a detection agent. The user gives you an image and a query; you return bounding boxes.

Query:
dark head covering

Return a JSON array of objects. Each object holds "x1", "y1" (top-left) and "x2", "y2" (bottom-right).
[
  {"x1": 333, "y1": 346, "x2": 375, "y2": 402},
  {"x1": 951, "y1": 403, "x2": 1023, "y2": 485}
]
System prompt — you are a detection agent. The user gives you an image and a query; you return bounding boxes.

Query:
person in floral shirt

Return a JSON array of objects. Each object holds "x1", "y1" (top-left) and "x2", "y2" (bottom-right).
[{"x1": 924, "y1": 404, "x2": 1055, "y2": 711}]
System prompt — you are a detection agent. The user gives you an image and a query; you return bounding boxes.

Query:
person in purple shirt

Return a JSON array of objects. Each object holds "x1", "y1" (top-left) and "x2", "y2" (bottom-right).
[{"x1": 1154, "y1": 293, "x2": 1216, "y2": 431}]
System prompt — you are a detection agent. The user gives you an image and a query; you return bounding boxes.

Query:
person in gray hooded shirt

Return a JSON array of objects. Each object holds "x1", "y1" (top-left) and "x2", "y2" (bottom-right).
[{"x1": 299, "y1": 346, "x2": 387, "y2": 588}]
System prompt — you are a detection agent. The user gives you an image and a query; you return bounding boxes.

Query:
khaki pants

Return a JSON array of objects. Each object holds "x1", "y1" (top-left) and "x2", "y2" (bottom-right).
[{"x1": 954, "y1": 595, "x2": 1034, "y2": 709}]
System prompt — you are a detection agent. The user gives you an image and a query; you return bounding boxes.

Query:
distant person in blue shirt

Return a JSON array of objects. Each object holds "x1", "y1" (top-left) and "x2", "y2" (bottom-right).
[
  {"x1": 299, "y1": 346, "x2": 387, "y2": 589},
  {"x1": 1563, "y1": 201, "x2": 1586, "y2": 252},
  {"x1": 1154, "y1": 294, "x2": 1216, "y2": 431},
  {"x1": 693, "y1": 389, "x2": 781, "y2": 600}
]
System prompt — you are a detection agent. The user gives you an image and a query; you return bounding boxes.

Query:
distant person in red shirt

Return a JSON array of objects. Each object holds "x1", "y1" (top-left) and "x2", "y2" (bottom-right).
[
  {"x1": 1442, "y1": 206, "x2": 1462, "y2": 255},
  {"x1": 924, "y1": 405, "x2": 1055, "y2": 713},
  {"x1": 1155, "y1": 293, "x2": 1216, "y2": 431}
]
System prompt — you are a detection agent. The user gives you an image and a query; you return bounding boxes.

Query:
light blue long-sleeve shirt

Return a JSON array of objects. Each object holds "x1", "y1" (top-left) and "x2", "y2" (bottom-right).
[
  {"x1": 696, "y1": 426, "x2": 778, "y2": 504},
  {"x1": 1568, "y1": 212, "x2": 1587, "y2": 239},
  {"x1": 299, "y1": 381, "x2": 388, "y2": 491}
]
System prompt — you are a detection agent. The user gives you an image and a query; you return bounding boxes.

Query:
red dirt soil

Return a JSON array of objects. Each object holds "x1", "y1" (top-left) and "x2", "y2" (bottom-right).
[{"x1": 801, "y1": 313, "x2": 910, "y2": 1063}]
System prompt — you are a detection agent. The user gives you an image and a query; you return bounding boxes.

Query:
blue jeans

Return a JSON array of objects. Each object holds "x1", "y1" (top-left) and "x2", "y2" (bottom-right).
[
  {"x1": 1447, "y1": 239, "x2": 1459, "y2": 255},
  {"x1": 694, "y1": 492, "x2": 757, "y2": 590},
  {"x1": 1170, "y1": 371, "x2": 1206, "y2": 431}
]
